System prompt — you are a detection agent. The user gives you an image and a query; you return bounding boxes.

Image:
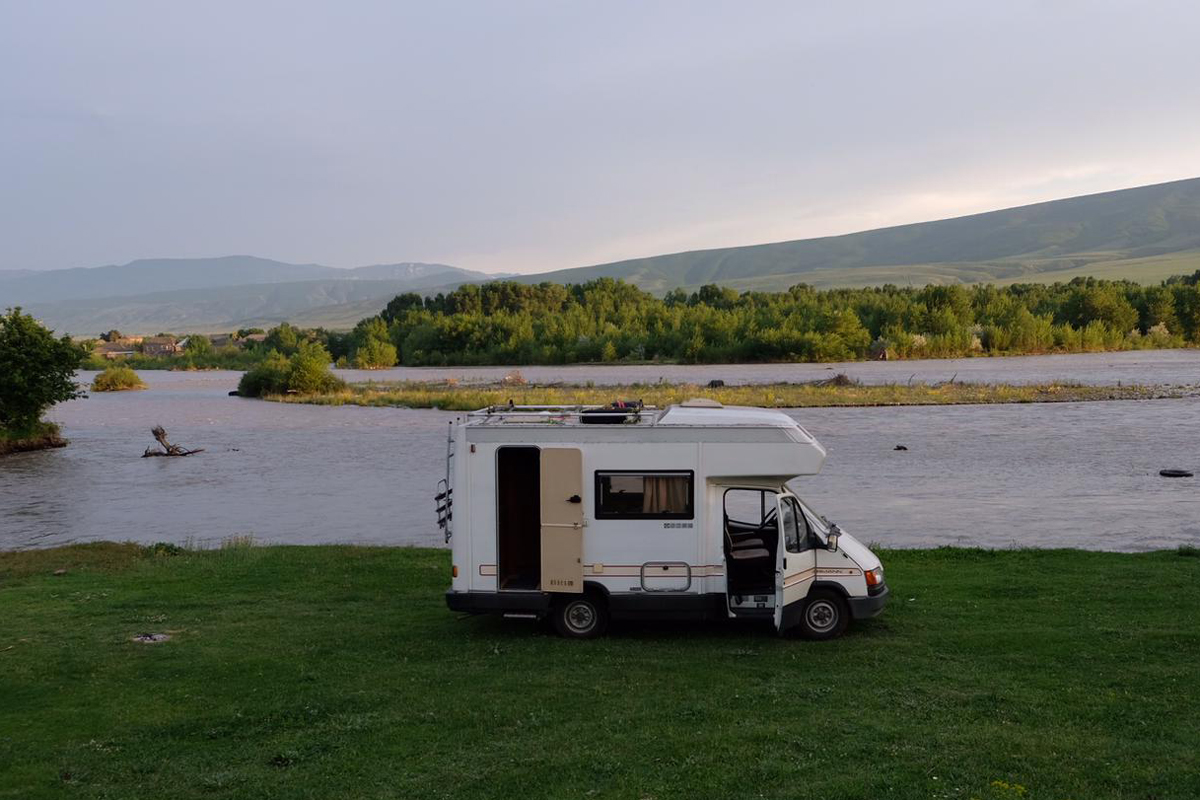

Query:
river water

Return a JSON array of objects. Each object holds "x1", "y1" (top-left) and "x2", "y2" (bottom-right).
[
  {"x1": 2, "y1": 350, "x2": 1199, "y2": 552},
  {"x1": 337, "y1": 348, "x2": 1200, "y2": 387}
]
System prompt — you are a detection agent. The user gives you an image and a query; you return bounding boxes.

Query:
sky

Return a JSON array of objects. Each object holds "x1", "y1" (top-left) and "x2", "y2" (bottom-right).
[{"x1": 3, "y1": 1, "x2": 1200, "y2": 275}]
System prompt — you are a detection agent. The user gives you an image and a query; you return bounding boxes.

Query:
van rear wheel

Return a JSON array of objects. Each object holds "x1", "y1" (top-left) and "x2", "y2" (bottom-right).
[
  {"x1": 552, "y1": 593, "x2": 609, "y2": 639},
  {"x1": 798, "y1": 590, "x2": 849, "y2": 640}
]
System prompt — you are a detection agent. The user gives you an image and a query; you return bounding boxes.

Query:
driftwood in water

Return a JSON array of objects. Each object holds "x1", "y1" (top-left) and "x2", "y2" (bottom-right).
[{"x1": 142, "y1": 426, "x2": 204, "y2": 457}]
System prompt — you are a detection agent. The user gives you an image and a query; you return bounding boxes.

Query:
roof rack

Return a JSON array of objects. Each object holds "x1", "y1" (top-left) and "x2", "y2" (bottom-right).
[{"x1": 465, "y1": 403, "x2": 660, "y2": 425}]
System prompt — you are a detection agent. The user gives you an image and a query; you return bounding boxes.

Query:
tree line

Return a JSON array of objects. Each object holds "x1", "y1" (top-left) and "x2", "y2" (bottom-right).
[{"x1": 306, "y1": 272, "x2": 1200, "y2": 367}]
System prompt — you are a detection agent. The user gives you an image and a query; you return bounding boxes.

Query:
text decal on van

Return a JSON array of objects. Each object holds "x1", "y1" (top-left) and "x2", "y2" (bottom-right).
[{"x1": 663, "y1": 522, "x2": 694, "y2": 529}]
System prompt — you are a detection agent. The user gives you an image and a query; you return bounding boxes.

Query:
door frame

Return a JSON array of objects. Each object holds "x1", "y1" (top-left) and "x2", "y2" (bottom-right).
[
  {"x1": 774, "y1": 492, "x2": 817, "y2": 632},
  {"x1": 495, "y1": 445, "x2": 542, "y2": 592}
]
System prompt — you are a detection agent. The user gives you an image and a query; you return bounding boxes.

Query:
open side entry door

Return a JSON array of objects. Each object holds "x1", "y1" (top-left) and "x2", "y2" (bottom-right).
[
  {"x1": 774, "y1": 495, "x2": 817, "y2": 632},
  {"x1": 540, "y1": 447, "x2": 584, "y2": 593}
]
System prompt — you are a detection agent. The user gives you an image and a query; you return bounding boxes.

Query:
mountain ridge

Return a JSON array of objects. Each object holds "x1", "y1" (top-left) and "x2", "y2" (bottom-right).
[{"x1": 0, "y1": 256, "x2": 486, "y2": 305}]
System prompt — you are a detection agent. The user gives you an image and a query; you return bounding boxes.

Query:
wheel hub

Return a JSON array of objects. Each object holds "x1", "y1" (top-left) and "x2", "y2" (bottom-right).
[
  {"x1": 807, "y1": 600, "x2": 836, "y2": 631},
  {"x1": 567, "y1": 602, "x2": 595, "y2": 631}
]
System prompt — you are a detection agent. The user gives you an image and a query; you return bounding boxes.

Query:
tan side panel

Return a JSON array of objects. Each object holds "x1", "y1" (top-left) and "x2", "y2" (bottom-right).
[
  {"x1": 540, "y1": 448, "x2": 583, "y2": 526},
  {"x1": 540, "y1": 448, "x2": 583, "y2": 593},
  {"x1": 541, "y1": 528, "x2": 583, "y2": 593}
]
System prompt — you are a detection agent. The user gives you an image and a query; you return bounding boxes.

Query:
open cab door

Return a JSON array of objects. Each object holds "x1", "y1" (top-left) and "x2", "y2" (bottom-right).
[
  {"x1": 774, "y1": 494, "x2": 817, "y2": 633},
  {"x1": 540, "y1": 448, "x2": 584, "y2": 593}
]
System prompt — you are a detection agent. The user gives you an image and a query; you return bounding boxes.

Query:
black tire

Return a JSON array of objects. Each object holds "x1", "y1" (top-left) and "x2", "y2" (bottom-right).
[
  {"x1": 797, "y1": 589, "x2": 850, "y2": 640},
  {"x1": 552, "y1": 592, "x2": 609, "y2": 639}
]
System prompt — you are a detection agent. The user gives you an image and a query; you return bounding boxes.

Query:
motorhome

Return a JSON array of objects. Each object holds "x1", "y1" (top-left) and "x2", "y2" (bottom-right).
[{"x1": 440, "y1": 400, "x2": 888, "y2": 639}]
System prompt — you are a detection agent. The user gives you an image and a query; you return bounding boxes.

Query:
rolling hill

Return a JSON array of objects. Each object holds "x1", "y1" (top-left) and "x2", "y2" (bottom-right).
[
  {"x1": 9, "y1": 177, "x2": 1200, "y2": 335},
  {"x1": 3, "y1": 258, "x2": 497, "y2": 335},
  {"x1": 0, "y1": 256, "x2": 480, "y2": 306},
  {"x1": 518, "y1": 176, "x2": 1200, "y2": 292}
]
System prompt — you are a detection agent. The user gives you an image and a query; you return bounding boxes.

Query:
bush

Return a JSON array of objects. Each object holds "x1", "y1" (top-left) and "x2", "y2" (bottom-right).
[
  {"x1": 91, "y1": 365, "x2": 146, "y2": 392},
  {"x1": 237, "y1": 351, "x2": 293, "y2": 397},
  {"x1": 236, "y1": 346, "x2": 346, "y2": 398}
]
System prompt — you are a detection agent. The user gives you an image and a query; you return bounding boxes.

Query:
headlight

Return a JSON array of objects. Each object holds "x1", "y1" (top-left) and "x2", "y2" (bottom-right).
[{"x1": 864, "y1": 566, "x2": 884, "y2": 587}]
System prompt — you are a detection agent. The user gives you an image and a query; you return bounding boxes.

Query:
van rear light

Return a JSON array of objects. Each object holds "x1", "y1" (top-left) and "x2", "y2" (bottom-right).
[{"x1": 452, "y1": 565, "x2": 459, "y2": 578}]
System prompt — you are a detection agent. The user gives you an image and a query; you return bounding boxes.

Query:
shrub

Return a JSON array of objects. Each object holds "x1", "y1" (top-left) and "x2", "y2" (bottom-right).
[
  {"x1": 91, "y1": 365, "x2": 146, "y2": 392},
  {"x1": 288, "y1": 342, "x2": 345, "y2": 394},
  {"x1": 236, "y1": 346, "x2": 346, "y2": 397},
  {"x1": 237, "y1": 351, "x2": 293, "y2": 397}
]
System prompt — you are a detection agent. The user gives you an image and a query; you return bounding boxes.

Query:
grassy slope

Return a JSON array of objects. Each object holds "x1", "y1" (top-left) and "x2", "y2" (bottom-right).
[
  {"x1": 265, "y1": 380, "x2": 1194, "y2": 411},
  {"x1": 679, "y1": 249, "x2": 1200, "y2": 292},
  {"x1": 520, "y1": 177, "x2": 1200, "y2": 293},
  {"x1": 2, "y1": 544, "x2": 1199, "y2": 800}
]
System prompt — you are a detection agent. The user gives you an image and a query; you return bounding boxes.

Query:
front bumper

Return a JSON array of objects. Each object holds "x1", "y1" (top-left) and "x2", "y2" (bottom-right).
[{"x1": 848, "y1": 585, "x2": 889, "y2": 619}]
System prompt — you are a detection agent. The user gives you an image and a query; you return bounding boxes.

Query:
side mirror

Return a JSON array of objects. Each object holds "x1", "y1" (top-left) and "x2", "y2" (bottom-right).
[{"x1": 828, "y1": 523, "x2": 842, "y2": 552}]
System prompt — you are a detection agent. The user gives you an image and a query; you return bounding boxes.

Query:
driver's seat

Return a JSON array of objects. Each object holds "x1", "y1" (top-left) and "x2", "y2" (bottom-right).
[{"x1": 724, "y1": 527, "x2": 770, "y2": 561}]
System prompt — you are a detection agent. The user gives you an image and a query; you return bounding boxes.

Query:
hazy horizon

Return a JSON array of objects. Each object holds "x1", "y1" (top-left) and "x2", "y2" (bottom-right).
[{"x1": 4, "y1": 1, "x2": 1200, "y2": 275}]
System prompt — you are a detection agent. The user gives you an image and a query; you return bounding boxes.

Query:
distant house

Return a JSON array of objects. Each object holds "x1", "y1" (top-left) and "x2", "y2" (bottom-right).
[
  {"x1": 142, "y1": 336, "x2": 181, "y2": 356},
  {"x1": 94, "y1": 342, "x2": 135, "y2": 360},
  {"x1": 209, "y1": 333, "x2": 234, "y2": 348},
  {"x1": 242, "y1": 333, "x2": 268, "y2": 344}
]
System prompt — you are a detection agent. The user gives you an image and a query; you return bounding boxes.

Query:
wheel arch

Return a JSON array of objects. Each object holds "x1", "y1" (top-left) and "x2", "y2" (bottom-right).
[{"x1": 809, "y1": 580, "x2": 852, "y2": 600}]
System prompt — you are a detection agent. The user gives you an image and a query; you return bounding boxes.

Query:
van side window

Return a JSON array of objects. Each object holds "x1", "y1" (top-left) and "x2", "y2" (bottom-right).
[
  {"x1": 781, "y1": 500, "x2": 801, "y2": 553},
  {"x1": 783, "y1": 498, "x2": 814, "y2": 553},
  {"x1": 595, "y1": 471, "x2": 693, "y2": 519}
]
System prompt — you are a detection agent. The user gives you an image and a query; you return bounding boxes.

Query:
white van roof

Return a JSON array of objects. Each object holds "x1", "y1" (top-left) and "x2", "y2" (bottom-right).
[{"x1": 657, "y1": 403, "x2": 806, "y2": 430}]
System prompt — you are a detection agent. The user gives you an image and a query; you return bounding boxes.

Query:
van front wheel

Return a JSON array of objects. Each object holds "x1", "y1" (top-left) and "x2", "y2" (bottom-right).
[
  {"x1": 552, "y1": 593, "x2": 609, "y2": 639},
  {"x1": 798, "y1": 590, "x2": 849, "y2": 640}
]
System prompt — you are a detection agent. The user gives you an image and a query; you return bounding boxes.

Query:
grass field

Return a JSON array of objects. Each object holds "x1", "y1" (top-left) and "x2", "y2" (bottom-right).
[
  {"x1": 2, "y1": 543, "x2": 1199, "y2": 799},
  {"x1": 263, "y1": 379, "x2": 1195, "y2": 412}
]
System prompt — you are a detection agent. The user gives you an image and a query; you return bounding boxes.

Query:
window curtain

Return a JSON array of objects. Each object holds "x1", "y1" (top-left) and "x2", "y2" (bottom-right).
[{"x1": 642, "y1": 476, "x2": 687, "y2": 513}]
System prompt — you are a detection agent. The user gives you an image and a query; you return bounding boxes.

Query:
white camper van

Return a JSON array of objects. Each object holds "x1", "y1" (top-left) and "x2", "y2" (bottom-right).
[{"x1": 440, "y1": 400, "x2": 888, "y2": 639}]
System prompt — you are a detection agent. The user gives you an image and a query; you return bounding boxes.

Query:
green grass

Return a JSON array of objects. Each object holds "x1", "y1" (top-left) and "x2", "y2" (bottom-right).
[
  {"x1": 90, "y1": 365, "x2": 147, "y2": 392},
  {"x1": 2, "y1": 544, "x2": 1199, "y2": 799},
  {"x1": 265, "y1": 379, "x2": 1194, "y2": 411},
  {"x1": 0, "y1": 420, "x2": 66, "y2": 456}
]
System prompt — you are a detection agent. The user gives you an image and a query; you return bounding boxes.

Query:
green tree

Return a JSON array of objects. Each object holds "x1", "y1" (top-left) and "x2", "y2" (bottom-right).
[
  {"x1": 184, "y1": 334, "x2": 212, "y2": 355},
  {"x1": 350, "y1": 317, "x2": 398, "y2": 369},
  {"x1": 288, "y1": 342, "x2": 343, "y2": 393},
  {"x1": 381, "y1": 292, "x2": 425, "y2": 324},
  {"x1": 0, "y1": 308, "x2": 86, "y2": 433},
  {"x1": 263, "y1": 323, "x2": 301, "y2": 355},
  {"x1": 1060, "y1": 285, "x2": 1138, "y2": 333}
]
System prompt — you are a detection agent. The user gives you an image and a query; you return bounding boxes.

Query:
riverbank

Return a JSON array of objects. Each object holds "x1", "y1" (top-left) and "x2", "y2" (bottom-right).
[
  {"x1": 0, "y1": 422, "x2": 67, "y2": 457},
  {"x1": 259, "y1": 378, "x2": 1198, "y2": 410},
  {"x1": 2, "y1": 543, "x2": 1198, "y2": 799}
]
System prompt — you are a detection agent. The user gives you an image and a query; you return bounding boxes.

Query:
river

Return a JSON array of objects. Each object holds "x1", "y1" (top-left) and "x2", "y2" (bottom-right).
[{"x1": 2, "y1": 350, "x2": 1198, "y2": 552}]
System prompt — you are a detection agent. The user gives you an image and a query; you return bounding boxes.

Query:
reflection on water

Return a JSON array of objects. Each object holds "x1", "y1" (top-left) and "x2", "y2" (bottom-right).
[{"x1": 1, "y1": 356, "x2": 1198, "y2": 552}]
